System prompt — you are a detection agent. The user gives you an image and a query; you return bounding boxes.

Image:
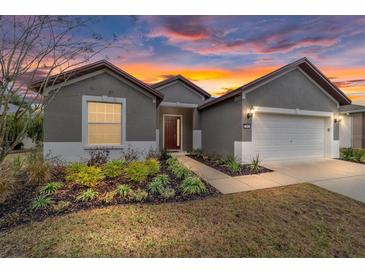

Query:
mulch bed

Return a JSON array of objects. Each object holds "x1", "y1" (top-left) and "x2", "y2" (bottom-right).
[
  {"x1": 188, "y1": 154, "x2": 272, "y2": 177},
  {"x1": 0, "y1": 160, "x2": 219, "y2": 231}
]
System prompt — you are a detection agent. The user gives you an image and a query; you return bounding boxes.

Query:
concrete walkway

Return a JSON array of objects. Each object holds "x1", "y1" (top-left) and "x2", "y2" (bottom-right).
[
  {"x1": 176, "y1": 155, "x2": 298, "y2": 194},
  {"x1": 177, "y1": 155, "x2": 365, "y2": 203}
]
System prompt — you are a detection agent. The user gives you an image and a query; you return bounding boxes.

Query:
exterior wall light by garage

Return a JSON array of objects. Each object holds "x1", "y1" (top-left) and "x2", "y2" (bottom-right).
[
  {"x1": 334, "y1": 113, "x2": 342, "y2": 123},
  {"x1": 247, "y1": 106, "x2": 255, "y2": 119}
]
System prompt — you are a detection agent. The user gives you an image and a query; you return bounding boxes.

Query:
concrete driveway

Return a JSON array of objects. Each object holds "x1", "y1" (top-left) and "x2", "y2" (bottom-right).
[{"x1": 263, "y1": 159, "x2": 365, "y2": 203}]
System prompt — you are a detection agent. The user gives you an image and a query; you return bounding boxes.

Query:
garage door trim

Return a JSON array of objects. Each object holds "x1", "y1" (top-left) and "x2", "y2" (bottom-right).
[{"x1": 254, "y1": 106, "x2": 332, "y2": 118}]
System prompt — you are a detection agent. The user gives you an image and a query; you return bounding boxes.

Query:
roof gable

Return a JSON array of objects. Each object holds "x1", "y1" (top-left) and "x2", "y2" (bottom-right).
[
  {"x1": 31, "y1": 60, "x2": 164, "y2": 100},
  {"x1": 152, "y1": 75, "x2": 211, "y2": 99},
  {"x1": 198, "y1": 57, "x2": 351, "y2": 110}
]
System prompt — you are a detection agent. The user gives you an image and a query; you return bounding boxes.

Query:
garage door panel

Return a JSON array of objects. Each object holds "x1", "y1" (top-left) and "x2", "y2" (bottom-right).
[{"x1": 253, "y1": 113, "x2": 325, "y2": 160}]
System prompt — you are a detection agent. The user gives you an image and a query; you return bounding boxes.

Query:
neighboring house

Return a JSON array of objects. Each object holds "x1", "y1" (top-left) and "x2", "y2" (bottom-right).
[
  {"x1": 339, "y1": 104, "x2": 365, "y2": 148},
  {"x1": 33, "y1": 57, "x2": 352, "y2": 163}
]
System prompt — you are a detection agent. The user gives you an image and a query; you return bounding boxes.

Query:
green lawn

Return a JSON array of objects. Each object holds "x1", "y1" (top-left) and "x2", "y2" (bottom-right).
[{"x1": 0, "y1": 183, "x2": 364, "y2": 257}]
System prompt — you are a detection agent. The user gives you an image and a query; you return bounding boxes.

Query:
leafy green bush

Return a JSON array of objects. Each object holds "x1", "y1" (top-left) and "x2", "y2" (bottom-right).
[
  {"x1": 189, "y1": 149, "x2": 204, "y2": 157},
  {"x1": 39, "y1": 181, "x2": 63, "y2": 195},
  {"x1": 166, "y1": 157, "x2": 178, "y2": 167},
  {"x1": 170, "y1": 163, "x2": 192, "y2": 179},
  {"x1": 76, "y1": 189, "x2": 98, "y2": 202},
  {"x1": 361, "y1": 154, "x2": 365, "y2": 163},
  {"x1": 250, "y1": 154, "x2": 261, "y2": 173},
  {"x1": 145, "y1": 158, "x2": 160, "y2": 176},
  {"x1": 148, "y1": 175, "x2": 169, "y2": 194},
  {"x1": 25, "y1": 152, "x2": 51, "y2": 185},
  {"x1": 66, "y1": 165, "x2": 105, "y2": 187},
  {"x1": 123, "y1": 161, "x2": 149, "y2": 183},
  {"x1": 159, "y1": 187, "x2": 175, "y2": 200},
  {"x1": 131, "y1": 189, "x2": 148, "y2": 202},
  {"x1": 65, "y1": 162, "x2": 86, "y2": 176},
  {"x1": 31, "y1": 194, "x2": 54, "y2": 210},
  {"x1": 115, "y1": 184, "x2": 132, "y2": 199},
  {"x1": 102, "y1": 159, "x2": 124, "y2": 178},
  {"x1": 181, "y1": 176, "x2": 206, "y2": 195},
  {"x1": 340, "y1": 148, "x2": 365, "y2": 162},
  {"x1": 224, "y1": 155, "x2": 241, "y2": 173}
]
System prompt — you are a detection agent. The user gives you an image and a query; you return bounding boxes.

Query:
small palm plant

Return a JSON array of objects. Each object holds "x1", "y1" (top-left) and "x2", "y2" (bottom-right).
[
  {"x1": 39, "y1": 181, "x2": 64, "y2": 195},
  {"x1": 31, "y1": 194, "x2": 54, "y2": 210},
  {"x1": 224, "y1": 155, "x2": 241, "y2": 173},
  {"x1": 115, "y1": 184, "x2": 132, "y2": 199},
  {"x1": 76, "y1": 189, "x2": 98, "y2": 202},
  {"x1": 250, "y1": 154, "x2": 261, "y2": 173},
  {"x1": 181, "y1": 176, "x2": 206, "y2": 195}
]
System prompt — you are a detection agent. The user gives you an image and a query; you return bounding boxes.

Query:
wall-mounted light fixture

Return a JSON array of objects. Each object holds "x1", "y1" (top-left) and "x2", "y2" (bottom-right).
[
  {"x1": 334, "y1": 113, "x2": 342, "y2": 123},
  {"x1": 247, "y1": 106, "x2": 255, "y2": 119}
]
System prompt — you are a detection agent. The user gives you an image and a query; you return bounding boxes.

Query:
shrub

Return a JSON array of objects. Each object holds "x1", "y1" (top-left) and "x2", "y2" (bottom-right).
[
  {"x1": 351, "y1": 149, "x2": 364, "y2": 162},
  {"x1": 76, "y1": 189, "x2": 98, "y2": 202},
  {"x1": 160, "y1": 148, "x2": 171, "y2": 160},
  {"x1": 65, "y1": 162, "x2": 86, "y2": 176},
  {"x1": 52, "y1": 201, "x2": 71, "y2": 212},
  {"x1": 100, "y1": 191, "x2": 116, "y2": 204},
  {"x1": 102, "y1": 160, "x2": 124, "y2": 178},
  {"x1": 39, "y1": 181, "x2": 64, "y2": 195},
  {"x1": 31, "y1": 194, "x2": 54, "y2": 210},
  {"x1": 115, "y1": 184, "x2": 132, "y2": 199},
  {"x1": 25, "y1": 152, "x2": 51, "y2": 185},
  {"x1": 250, "y1": 154, "x2": 261, "y2": 173},
  {"x1": 123, "y1": 161, "x2": 149, "y2": 183},
  {"x1": 170, "y1": 164, "x2": 191, "y2": 179},
  {"x1": 66, "y1": 165, "x2": 105, "y2": 187},
  {"x1": 145, "y1": 158, "x2": 160, "y2": 176},
  {"x1": 159, "y1": 187, "x2": 175, "y2": 200},
  {"x1": 361, "y1": 154, "x2": 365, "y2": 163},
  {"x1": 131, "y1": 189, "x2": 148, "y2": 202},
  {"x1": 87, "y1": 149, "x2": 110, "y2": 166},
  {"x1": 224, "y1": 155, "x2": 241, "y2": 173},
  {"x1": 0, "y1": 163, "x2": 16, "y2": 203},
  {"x1": 166, "y1": 157, "x2": 178, "y2": 167},
  {"x1": 340, "y1": 148, "x2": 365, "y2": 162},
  {"x1": 11, "y1": 154, "x2": 25, "y2": 175},
  {"x1": 181, "y1": 176, "x2": 206, "y2": 195},
  {"x1": 148, "y1": 177, "x2": 167, "y2": 194}
]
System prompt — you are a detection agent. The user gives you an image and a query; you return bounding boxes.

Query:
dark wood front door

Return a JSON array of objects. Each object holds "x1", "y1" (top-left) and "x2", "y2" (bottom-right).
[{"x1": 164, "y1": 116, "x2": 181, "y2": 150}]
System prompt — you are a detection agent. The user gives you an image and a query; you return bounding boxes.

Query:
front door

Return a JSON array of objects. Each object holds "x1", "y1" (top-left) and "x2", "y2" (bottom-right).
[{"x1": 164, "y1": 115, "x2": 181, "y2": 150}]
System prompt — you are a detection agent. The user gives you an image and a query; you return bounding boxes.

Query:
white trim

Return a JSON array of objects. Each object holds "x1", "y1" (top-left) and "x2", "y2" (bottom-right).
[
  {"x1": 297, "y1": 67, "x2": 340, "y2": 108},
  {"x1": 82, "y1": 95, "x2": 127, "y2": 148},
  {"x1": 253, "y1": 106, "x2": 333, "y2": 117},
  {"x1": 162, "y1": 114, "x2": 183, "y2": 151},
  {"x1": 242, "y1": 67, "x2": 296, "y2": 95},
  {"x1": 160, "y1": 101, "x2": 198, "y2": 108}
]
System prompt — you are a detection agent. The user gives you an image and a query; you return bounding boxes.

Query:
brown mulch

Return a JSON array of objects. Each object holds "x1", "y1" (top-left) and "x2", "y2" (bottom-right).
[{"x1": 188, "y1": 154, "x2": 272, "y2": 176}]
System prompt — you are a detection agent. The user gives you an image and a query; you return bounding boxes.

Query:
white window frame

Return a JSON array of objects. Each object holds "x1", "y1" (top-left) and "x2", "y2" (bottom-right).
[{"x1": 82, "y1": 95, "x2": 126, "y2": 149}]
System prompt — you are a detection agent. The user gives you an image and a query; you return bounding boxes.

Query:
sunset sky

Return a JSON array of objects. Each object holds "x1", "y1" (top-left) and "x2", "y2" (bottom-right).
[{"x1": 85, "y1": 16, "x2": 365, "y2": 105}]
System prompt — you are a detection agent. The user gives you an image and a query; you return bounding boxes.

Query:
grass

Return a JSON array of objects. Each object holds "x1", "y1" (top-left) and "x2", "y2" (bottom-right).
[{"x1": 0, "y1": 183, "x2": 364, "y2": 257}]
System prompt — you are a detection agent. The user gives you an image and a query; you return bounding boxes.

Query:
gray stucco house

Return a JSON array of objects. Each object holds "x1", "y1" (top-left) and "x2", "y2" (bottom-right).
[
  {"x1": 34, "y1": 57, "x2": 353, "y2": 163},
  {"x1": 339, "y1": 104, "x2": 365, "y2": 149}
]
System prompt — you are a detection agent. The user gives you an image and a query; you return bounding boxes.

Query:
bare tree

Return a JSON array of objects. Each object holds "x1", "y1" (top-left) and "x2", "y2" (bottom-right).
[{"x1": 0, "y1": 16, "x2": 113, "y2": 163}]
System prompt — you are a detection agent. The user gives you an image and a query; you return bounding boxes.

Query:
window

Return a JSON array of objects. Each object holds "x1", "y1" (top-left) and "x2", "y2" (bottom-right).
[{"x1": 87, "y1": 102, "x2": 122, "y2": 145}]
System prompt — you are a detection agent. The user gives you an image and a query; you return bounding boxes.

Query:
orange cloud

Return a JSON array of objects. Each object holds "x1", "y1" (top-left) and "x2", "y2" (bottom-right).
[{"x1": 119, "y1": 62, "x2": 365, "y2": 104}]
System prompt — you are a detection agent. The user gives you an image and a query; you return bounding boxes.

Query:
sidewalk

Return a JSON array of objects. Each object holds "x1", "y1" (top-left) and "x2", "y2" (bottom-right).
[{"x1": 176, "y1": 155, "x2": 300, "y2": 194}]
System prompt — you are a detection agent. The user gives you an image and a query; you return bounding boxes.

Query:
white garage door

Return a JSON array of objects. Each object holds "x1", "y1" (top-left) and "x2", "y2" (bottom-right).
[{"x1": 253, "y1": 113, "x2": 325, "y2": 160}]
